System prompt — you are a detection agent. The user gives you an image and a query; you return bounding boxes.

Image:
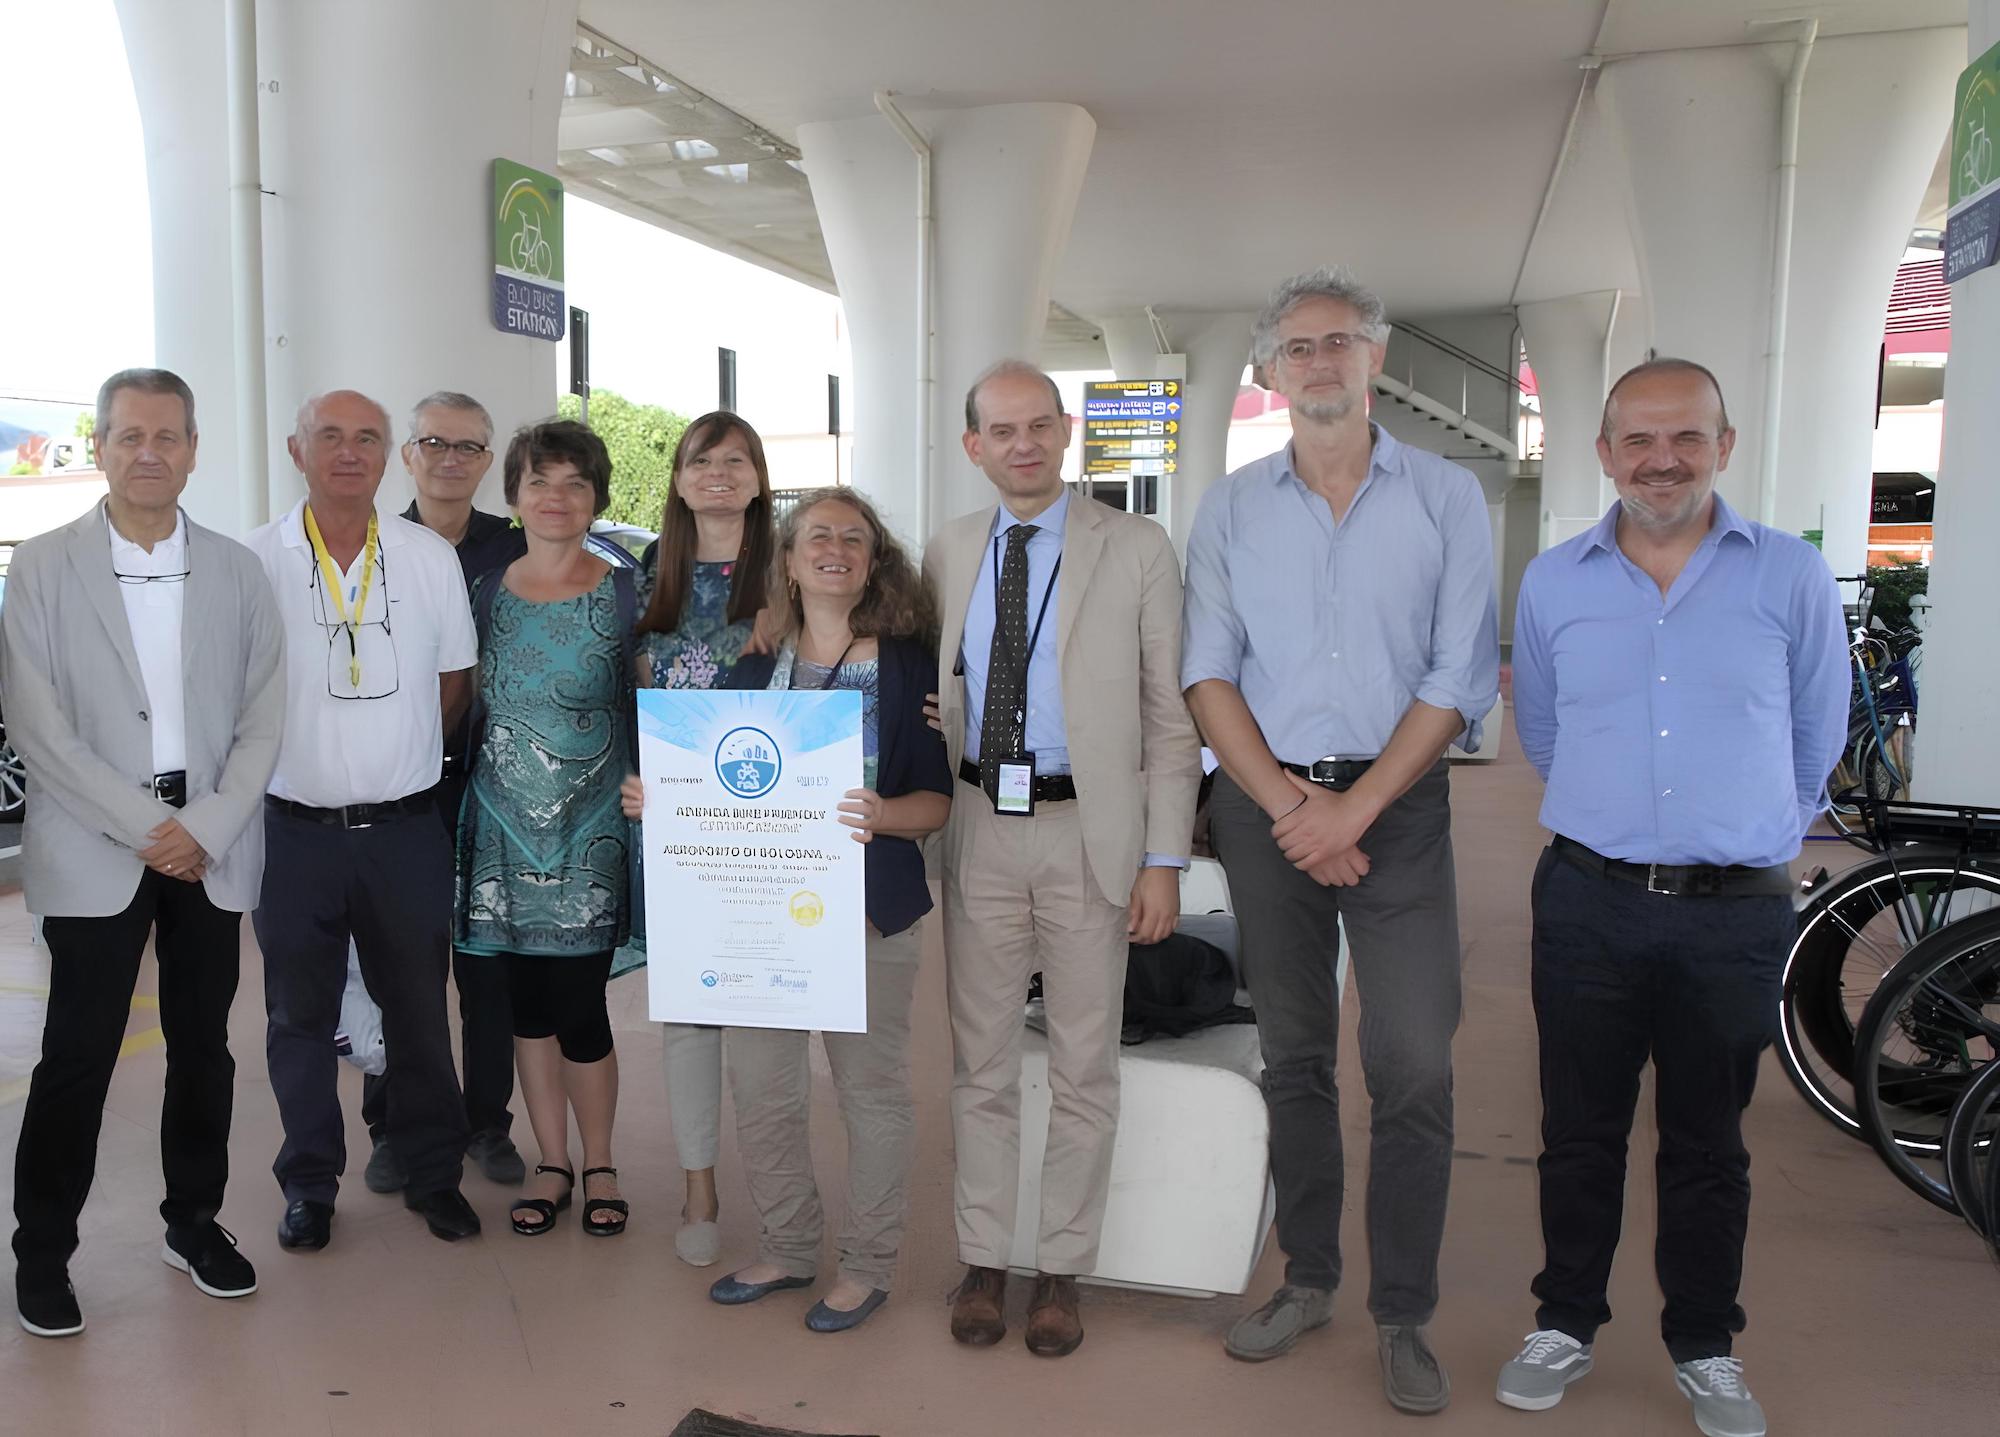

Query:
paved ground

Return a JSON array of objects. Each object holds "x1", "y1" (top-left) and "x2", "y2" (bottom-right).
[{"x1": 1, "y1": 723, "x2": 1994, "y2": 1436}]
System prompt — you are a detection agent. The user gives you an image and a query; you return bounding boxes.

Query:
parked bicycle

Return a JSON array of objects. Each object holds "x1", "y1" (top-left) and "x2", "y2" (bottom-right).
[{"x1": 1779, "y1": 798, "x2": 2000, "y2": 1147}]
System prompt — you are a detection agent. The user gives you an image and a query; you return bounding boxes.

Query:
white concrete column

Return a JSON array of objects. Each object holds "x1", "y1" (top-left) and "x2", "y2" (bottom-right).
[
  {"x1": 1158, "y1": 310, "x2": 1253, "y2": 554},
  {"x1": 112, "y1": 0, "x2": 242, "y2": 530},
  {"x1": 1915, "y1": 2, "x2": 2000, "y2": 806},
  {"x1": 1599, "y1": 47, "x2": 1781, "y2": 518},
  {"x1": 256, "y1": 0, "x2": 577, "y2": 518},
  {"x1": 1518, "y1": 290, "x2": 1619, "y2": 548},
  {"x1": 1779, "y1": 28, "x2": 1964, "y2": 575},
  {"x1": 800, "y1": 103, "x2": 1095, "y2": 545},
  {"x1": 116, "y1": 0, "x2": 576, "y2": 530}
]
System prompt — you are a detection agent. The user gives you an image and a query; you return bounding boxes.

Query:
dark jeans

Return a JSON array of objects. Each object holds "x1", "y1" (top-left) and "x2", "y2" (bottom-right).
[
  {"x1": 1529, "y1": 845, "x2": 1794, "y2": 1362},
  {"x1": 361, "y1": 774, "x2": 514, "y2": 1142},
  {"x1": 1207, "y1": 764, "x2": 1463, "y2": 1324},
  {"x1": 13, "y1": 871, "x2": 241, "y2": 1283},
  {"x1": 254, "y1": 804, "x2": 467, "y2": 1205}
]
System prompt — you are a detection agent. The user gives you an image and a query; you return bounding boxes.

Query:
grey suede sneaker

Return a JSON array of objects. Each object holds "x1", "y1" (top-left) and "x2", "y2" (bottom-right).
[
  {"x1": 1223, "y1": 1284, "x2": 1334, "y2": 1362},
  {"x1": 1378, "y1": 1323, "x2": 1451, "y2": 1415},
  {"x1": 1496, "y1": 1329, "x2": 1594, "y2": 1411},
  {"x1": 1674, "y1": 1357, "x2": 1766, "y2": 1437}
]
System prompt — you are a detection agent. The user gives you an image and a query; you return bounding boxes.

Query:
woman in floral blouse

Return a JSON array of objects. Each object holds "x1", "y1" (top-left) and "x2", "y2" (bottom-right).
[{"x1": 634, "y1": 410, "x2": 776, "y2": 1266}]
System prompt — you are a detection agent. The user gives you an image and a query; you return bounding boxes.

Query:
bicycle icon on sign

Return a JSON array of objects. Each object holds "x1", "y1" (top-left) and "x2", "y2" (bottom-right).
[{"x1": 509, "y1": 211, "x2": 554, "y2": 280}]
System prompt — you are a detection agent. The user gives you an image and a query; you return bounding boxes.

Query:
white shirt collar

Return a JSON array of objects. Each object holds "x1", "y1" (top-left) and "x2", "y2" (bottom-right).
[
  {"x1": 105, "y1": 501, "x2": 188, "y2": 564},
  {"x1": 278, "y1": 496, "x2": 411, "y2": 549}
]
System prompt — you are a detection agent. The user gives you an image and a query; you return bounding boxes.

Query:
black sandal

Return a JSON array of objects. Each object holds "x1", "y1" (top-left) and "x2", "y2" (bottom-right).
[
  {"x1": 509, "y1": 1165, "x2": 574, "y2": 1236},
  {"x1": 580, "y1": 1166, "x2": 629, "y2": 1237}
]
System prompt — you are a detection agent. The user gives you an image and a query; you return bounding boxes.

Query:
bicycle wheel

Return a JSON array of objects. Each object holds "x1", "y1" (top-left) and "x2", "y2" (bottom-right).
[
  {"x1": 1781, "y1": 855, "x2": 2000, "y2": 1141},
  {"x1": 1852, "y1": 907, "x2": 2000, "y2": 1210},
  {"x1": 1944, "y1": 1058, "x2": 2000, "y2": 1244}
]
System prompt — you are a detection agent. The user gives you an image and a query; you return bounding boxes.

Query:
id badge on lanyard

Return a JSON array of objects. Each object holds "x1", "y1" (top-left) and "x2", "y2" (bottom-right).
[{"x1": 989, "y1": 536, "x2": 1061, "y2": 817}]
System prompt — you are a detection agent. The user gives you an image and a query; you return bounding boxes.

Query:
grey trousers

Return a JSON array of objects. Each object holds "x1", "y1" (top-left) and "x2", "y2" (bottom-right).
[
  {"x1": 1207, "y1": 763, "x2": 1463, "y2": 1324},
  {"x1": 724, "y1": 924, "x2": 922, "y2": 1289}
]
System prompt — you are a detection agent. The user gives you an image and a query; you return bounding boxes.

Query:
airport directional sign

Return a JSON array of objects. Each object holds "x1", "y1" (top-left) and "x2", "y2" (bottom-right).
[{"x1": 1083, "y1": 380, "x2": 1184, "y2": 478}]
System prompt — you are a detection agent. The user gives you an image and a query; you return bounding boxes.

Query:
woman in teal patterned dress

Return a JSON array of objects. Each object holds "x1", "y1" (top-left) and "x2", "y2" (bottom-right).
[
  {"x1": 633, "y1": 410, "x2": 777, "y2": 1265},
  {"x1": 457, "y1": 419, "x2": 636, "y2": 1239}
]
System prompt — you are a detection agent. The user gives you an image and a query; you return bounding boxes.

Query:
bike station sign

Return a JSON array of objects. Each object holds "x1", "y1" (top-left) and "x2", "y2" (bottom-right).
[
  {"x1": 492, "y1": 159, "x2": 567, "y2": 340},
  {"x1": 1082, "y1": 379, "x2": 1183, "y2": 480},
  {"x1": 1946, "y1": 39, "x2": 2000, "y2": 284}
]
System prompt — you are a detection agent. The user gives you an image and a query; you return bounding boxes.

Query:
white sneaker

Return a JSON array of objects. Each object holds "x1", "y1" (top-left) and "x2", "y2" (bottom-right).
[
  {"x1": 1674, "y1": 1357, "x2": 1767, "y2": 1437},
  {"x1": 1495, "y1": 1329, "x2": 1594, "y2": 1411}
]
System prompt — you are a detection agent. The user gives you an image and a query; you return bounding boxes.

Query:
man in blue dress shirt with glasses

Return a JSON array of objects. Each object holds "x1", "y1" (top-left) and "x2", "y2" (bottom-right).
[
  {"x1": 1495, "y1": 359, "x2": 1847, "y2": 1437},
  {"x1": 1183, "y1": 265, "x2": 1499, "y2": 1415}
]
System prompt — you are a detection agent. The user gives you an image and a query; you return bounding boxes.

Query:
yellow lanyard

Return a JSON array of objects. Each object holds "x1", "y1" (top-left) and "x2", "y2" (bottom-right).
[{"x1": 304, "y1": 506, "x2": 378, "y2": 688}]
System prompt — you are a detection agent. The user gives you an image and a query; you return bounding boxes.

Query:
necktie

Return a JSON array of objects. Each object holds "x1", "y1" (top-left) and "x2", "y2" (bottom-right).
[{"x1": 979, "y1": 523, "x2": 1039, "y2": 798}]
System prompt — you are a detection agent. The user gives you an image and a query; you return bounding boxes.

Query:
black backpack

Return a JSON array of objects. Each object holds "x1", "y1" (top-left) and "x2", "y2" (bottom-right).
[{"x1": 1120, "y1": 931, "x2": 1255, "y2": 1045}]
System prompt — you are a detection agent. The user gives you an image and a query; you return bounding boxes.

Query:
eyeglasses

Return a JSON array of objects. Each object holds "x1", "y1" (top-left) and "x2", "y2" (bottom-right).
[
  {"x1": 1279, "y1": 332, "x2": 1376, "y2": 365},
  {"x1": 302, "y1": 545, "x2": 400, "y2": 700},
  {"x1": 113, "y1": 563, "x2": 190, "y2": 585},
  {"x1": 411, "y1": 436, "x2": 490, "y2": 457}
]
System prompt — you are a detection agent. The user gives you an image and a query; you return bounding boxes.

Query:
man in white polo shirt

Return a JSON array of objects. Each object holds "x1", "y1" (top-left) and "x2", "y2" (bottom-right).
[{"x1": 244, "y1": 389, "x2": 482, "y2": 1248}]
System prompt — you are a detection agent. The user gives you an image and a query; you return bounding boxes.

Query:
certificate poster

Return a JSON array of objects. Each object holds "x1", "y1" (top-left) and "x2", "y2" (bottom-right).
[{"x1": 637, "y1": 688, "x2": 866, "y2": 1031}]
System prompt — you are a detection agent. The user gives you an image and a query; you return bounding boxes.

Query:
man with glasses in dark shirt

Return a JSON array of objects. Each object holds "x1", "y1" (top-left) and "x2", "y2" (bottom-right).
[
  {"x1": 245, "y1": 389, "x2": 483, "y2": 1249},
  {"x1": 357, "y1": 392, "x2": 526, "y2": 1194}
]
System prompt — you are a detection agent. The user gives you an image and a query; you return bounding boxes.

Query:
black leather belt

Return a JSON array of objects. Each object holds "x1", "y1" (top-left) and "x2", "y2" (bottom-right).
[
  {"x1": 1281, "y1": 758, "x2": 1375, "y2": 792},
  {"x1": 958, "y1": 758, "x2": 1077, "y2": 803},
  {"x1": 265, "y1": 787, "x2": 439, "y2": 830},
  {"x1": 1552, "y1": 834, "x2": 1794, "y2": 898},
  {"x1": 152, "y1": 771, "x2": 187, "y2": 809}
]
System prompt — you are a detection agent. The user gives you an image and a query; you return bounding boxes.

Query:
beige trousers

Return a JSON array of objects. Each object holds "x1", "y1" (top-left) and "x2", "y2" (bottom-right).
[
  {"x1": 724, "y1": 924, "x2": 923, "y2": 1289},
  {"x1": 942, "y1": 790, "x2": 1129, "y2": 1274}
]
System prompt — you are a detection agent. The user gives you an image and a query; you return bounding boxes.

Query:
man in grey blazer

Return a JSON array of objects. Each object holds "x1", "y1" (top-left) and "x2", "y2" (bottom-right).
[{"x1": 1, "y1": 369, "x2": 284, "y2": 1339}]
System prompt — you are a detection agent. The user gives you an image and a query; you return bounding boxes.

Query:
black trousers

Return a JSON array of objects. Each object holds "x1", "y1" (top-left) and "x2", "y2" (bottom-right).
[
  {"x1": 360, "y1": 773, "x2": 515, "y2": 1142},
  {"x1": 1529, "y1": 846, "x2": 1795, "y2": 1363},
  {"x1": 508, "y1": 950, "x2": 616, "y2": 1063},
  {"x1": 254, "y1": 803, "x2": 467, "y2": 1205},
  {"x1": 12, "y1": 870, "x2": 241, "y2": 1283}
]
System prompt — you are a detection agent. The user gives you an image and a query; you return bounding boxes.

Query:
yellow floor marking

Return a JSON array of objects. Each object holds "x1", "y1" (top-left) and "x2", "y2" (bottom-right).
[{"x1": 0, "y1": 1024, "x2": 166, "y2": 1108}]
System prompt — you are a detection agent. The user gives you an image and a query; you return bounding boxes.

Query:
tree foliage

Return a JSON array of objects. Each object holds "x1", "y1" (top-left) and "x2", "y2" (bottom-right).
[
  {"x1": 74, "y1": 411, "x2": 95, "y2": 439},
  {"x1": 556, "y1": 388, "x2": 688, "y2": 529}
]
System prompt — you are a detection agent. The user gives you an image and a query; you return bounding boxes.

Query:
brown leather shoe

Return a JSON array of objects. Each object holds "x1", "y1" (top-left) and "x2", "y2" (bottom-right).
[
  {"x1": 1024, "y1": 1272, "x2": 1083, "y2": 1357},
  {"x1": 949, "y1": 1264, "x2": 1008, "y2": 1346}
]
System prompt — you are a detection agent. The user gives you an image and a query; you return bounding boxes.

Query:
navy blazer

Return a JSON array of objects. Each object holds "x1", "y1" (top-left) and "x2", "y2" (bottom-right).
[{"x1": 727, "y1": 633, "x2": 950, "y2": 936}]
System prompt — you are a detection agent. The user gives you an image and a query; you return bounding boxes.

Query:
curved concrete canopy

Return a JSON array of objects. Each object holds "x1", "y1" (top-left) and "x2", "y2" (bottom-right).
[{"x1": 578, "y1": 0, "x2": 1962, "y2": 321}]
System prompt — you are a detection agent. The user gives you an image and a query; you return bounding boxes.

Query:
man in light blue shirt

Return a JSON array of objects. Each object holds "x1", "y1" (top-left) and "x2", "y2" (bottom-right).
[
  {"x1": 1495, "y1": 359, "x2": 1847, "y2": 1437},
  {"x1": 1183, "y1": 266, "x2": 1499, "y2": 1415}
]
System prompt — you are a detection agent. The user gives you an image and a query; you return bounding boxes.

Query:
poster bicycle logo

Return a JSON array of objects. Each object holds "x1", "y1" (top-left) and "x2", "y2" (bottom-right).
[
  {"x1": 491, "y1": 158, "x2": 567, "y2": 340},
  {"x1": 1947, "y1": 39, "x2": 2000, "y2": 283},
  {"x1": 715, "y1": 726, "x2": 783, "y2": 799}
]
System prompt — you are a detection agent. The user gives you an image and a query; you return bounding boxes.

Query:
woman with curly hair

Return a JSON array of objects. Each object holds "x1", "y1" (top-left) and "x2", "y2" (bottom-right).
[{"x1": 624, "y1": 485, "x2": 950, "y2": 1330}]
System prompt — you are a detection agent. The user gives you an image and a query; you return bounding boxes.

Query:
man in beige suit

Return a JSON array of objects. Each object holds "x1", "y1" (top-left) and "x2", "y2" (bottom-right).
[
  {"x1": 2, "y1": 369, "x2": 284, "y2": 1338},
  {"x1": 924, "y1": 359, "x2": 1201, "y2": 1357}
]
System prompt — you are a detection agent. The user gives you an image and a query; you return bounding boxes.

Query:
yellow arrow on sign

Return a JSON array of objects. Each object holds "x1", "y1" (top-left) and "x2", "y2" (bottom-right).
[
  {"x1": 1166, "y1": 440, "x2": 1178, "y2": 453},
  {"x1": 1166, "y1": 420, "x2": 1179, "y2": 434},
  {"x1": 1165, "y1": 459, "x2": 1178, "y2": 473},
  {"x1": 1165, "y1": 381, "x2": 1180, "y2": 396}
]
